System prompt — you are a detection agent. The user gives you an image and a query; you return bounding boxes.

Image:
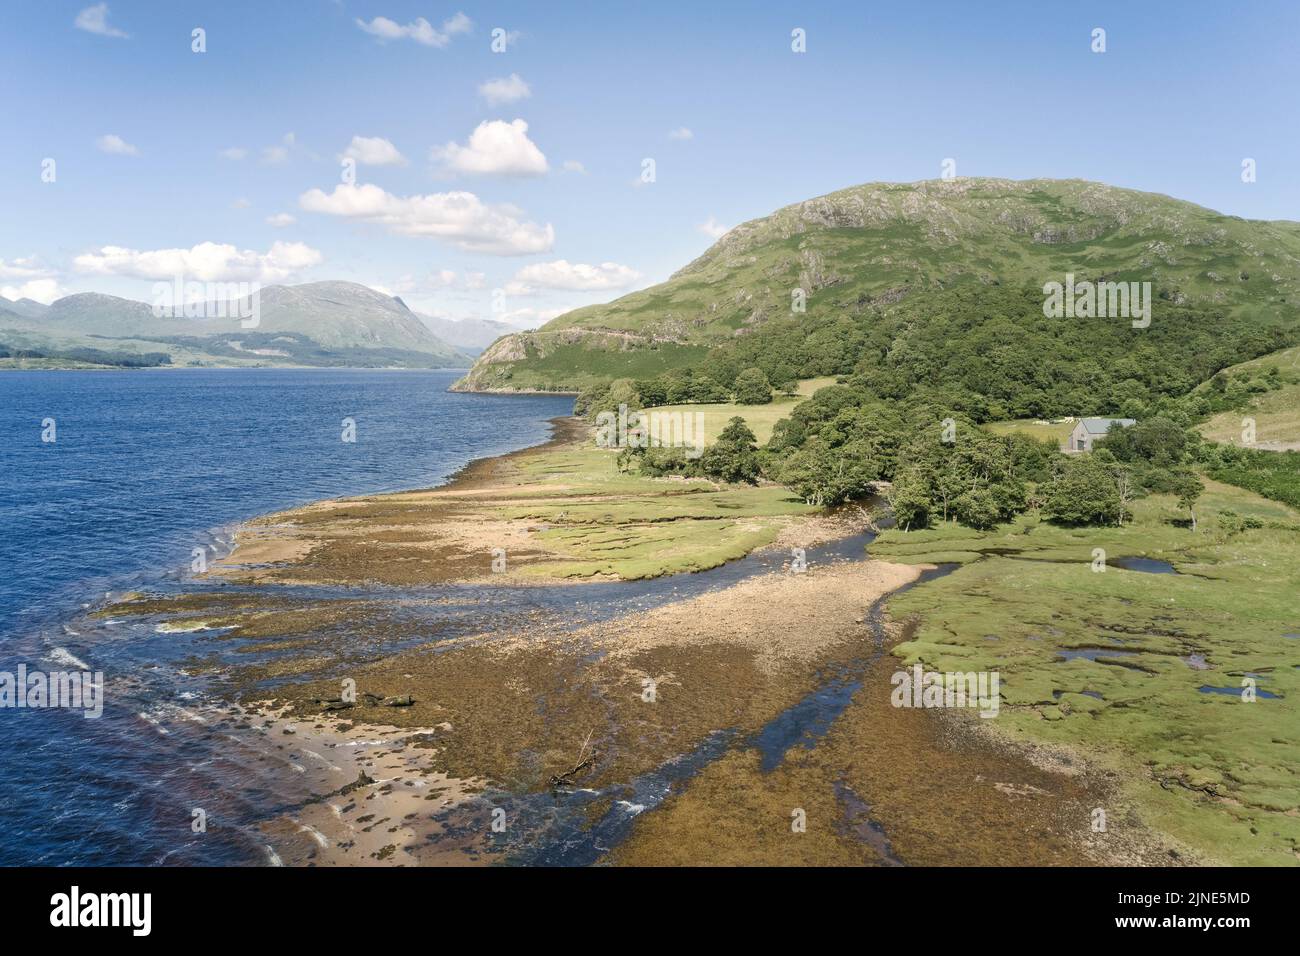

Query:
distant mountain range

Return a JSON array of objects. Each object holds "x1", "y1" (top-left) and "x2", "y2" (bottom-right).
[
  {"x1": 415, "y1": 313, "x2": 523, "y2": 355},
  {"x1": 0, "y1": 281, "x2": 522, "y2": 369}
]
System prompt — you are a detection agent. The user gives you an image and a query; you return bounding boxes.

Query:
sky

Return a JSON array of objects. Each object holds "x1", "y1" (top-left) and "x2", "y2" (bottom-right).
[{"x1": 2, "y1": 0, "x2": 1299, "y2": 328}]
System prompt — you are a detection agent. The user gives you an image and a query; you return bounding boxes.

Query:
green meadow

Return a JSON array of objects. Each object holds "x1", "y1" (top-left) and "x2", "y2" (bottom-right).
[
  {"x1": 648, "y1": 376, "x2": 839, "y2": 445},
  {"x1": 491, "y1": 440, "x2": 814, "y2": 581},
  {"x1": 871, "y1": 479, "x2": 1300, "y2": 864}
]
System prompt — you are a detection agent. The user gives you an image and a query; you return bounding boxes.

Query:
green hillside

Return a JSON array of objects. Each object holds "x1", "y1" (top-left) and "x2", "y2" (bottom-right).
[
  {"x1": 1198, "y1": 344, "x2": 1300, "y2": 449},
  {"x1": 455, "y1": 178, "x2": 1300, "y2": 393}
]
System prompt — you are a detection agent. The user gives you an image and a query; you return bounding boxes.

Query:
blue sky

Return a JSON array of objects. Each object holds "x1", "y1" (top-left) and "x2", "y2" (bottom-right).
[{"x1": 2, "y1": 0, "x2": 1299, "y2": 326}]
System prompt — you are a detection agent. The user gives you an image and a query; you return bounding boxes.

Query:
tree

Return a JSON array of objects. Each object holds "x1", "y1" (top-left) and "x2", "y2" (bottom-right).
[
  {"x1": 732, "y1": 367, "x2": 773, "y2": 405},
  {"x1": 700, "y1": 417, "x2": 761, "y2": 484},
  {"x1": 1170, "y1": 469, "x2": 1203, "y2": 532},
  {"x1": 886, "y1": 468, "x2": 933, "y2": 530},
  {"x1": 1044, "y1": 456, "x2": 1122, "y2": 526}
]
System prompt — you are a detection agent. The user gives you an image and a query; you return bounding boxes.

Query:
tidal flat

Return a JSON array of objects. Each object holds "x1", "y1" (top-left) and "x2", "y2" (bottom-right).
[{"x1": 92, "y1": 419, "x2": 1250, "y2": 865}]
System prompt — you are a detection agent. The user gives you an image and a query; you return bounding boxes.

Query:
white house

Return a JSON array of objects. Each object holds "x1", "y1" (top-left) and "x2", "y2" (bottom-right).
[{"x1": 1068, "y1": 417, "x2": 1136, "y2": 452}]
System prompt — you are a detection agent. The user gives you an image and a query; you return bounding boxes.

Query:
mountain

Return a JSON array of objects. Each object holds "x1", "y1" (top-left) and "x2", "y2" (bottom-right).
[
  {"x1": 415, "y1": 313, "x2": 526, "y2": 355},
  {"x1": 454, "y1": 178, "x2": 1300, "y2": 392},
  {"x1": 0, "y1": 297, "x2": 49, "y2": 320},
  {"x1": 1, "y1": 281, "x2": 470, "y2": 368}
]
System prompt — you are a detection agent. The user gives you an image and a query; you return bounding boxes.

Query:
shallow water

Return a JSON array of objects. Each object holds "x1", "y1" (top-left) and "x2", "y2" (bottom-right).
[
  {"x1": 1111, "y1": 556, "x2": 1178, "y2": 574},
  {"x1": 0, "y1": 369, "x2": 574, "y2": 865}
]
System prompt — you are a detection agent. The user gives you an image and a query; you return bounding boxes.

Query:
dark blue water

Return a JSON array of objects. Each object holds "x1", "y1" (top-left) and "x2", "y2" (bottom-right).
[
  {"x1": 0, "y1": 369, "x2": 908, "y2": 866},
  {"x1": 0, "y1": 369, "x2": 573, "y2": 865}
]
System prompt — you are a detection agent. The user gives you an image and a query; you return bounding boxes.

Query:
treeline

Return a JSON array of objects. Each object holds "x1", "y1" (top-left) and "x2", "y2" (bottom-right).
[
  {"x1": 574, "y1": 280, "x2": 1300, "y2": 530},
  {"x1": 766, "y1": 385, "x2": 1204, "y2": 529},
  {"x1": 574, "y1": 367, "x2": 777, "y2": 418},
  {"x1": 0, "y1": 343, "x2": 172, "y2": 367},
  {"x1": 614, "y1": 284, "x2": 1292, "y2": 423}
]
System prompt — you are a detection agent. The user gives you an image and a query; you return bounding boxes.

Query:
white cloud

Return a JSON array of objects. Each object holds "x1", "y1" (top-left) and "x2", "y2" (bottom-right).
[
  {"x1": 698, "y1": 216, "x2": 729, "y2": 239},
  {"x1": 355, "y1": 12, "x2": 471, "y2": 47},
  {"x1": 298, "y1": 183, "x2": 554, "y2": 255},
  {"x1": 433, "y1": 119, "x2": 547, "y2": 177},
  {"x1": 73, "y1": 241, "x2": 322, "y2": 282},
  {"x1": 478, "y1": 73, "x2": 531, "y2": 106},
  {"x1": 219, "y1": 147, "x2": 248, "y2": 160},
  {"x1": 505, "y1": 260, "x2": 641, "y2": 296},
  {"x1": 265, "y1": 213, "x2": 297, "y2": 228},
  {"x1": 561, "y1": 160, "x2": 587, "y2": 174},
  {"x1": 261, "y1": 132, "x2": 295, "y2": 165},
  {"x1": 1, "y1": 279, "x2": 66, "y2": 304},
  {"x1": 74, "y1": 4, "x2": 128, "y2": 39},
  {"x1": 499, "y1": 306, "x2": 564, "y2": 326},
  {"x1": 232, "y1": 198, "x2": 252, "y2": 209},
  {"x1": 391, "y1": 270, "x2": 486, "y2": 294},
  {"x1": 96, "y1": 134, "x2": 139, "y2": 156},
  {"x1": 668, "y1": 127, "x2": 694, "y2": 141},
  {"x1": 0, "y1": 257, "x2": 54, "y2": 281},
  {"x1": 340, "y1": 135, "x2": 407, "y2": 167}
]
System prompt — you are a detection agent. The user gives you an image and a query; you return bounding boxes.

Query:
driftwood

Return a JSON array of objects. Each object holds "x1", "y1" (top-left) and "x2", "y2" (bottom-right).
[{"x1": 549, "y1": 729, "x2": 598, "y2": 789}]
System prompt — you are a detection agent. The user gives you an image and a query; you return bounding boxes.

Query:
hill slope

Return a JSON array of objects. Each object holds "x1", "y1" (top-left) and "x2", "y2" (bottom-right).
[{"x1": 455, "y1": 178, "x2": 1300, "y2": 392}]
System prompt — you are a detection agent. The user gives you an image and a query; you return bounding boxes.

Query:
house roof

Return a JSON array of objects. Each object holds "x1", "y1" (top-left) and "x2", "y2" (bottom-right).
[{"x1": 1079, "y1": 417, "x2": 1136, "y2": 434}]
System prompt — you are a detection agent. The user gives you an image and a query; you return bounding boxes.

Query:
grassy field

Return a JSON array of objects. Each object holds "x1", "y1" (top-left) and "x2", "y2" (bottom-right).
[
  {"x1": 505, "y1": 380, "x2": 836, "y2": 576},
  {"x1": 647, "y1": 376, "x2": 839, "y2": 445},
  {"x1": 871, "y1": 479, "x2": 1300, "y2": 865},
  {"x1": 499, "y1": 439, "x2": 816, "y2": 579},
  {"x1": 1200, "y1": 344, "x2": 1300, "y2": 448},
  {"x1": 985, "y1": 418, "x2": 1075, "y2": 448}
]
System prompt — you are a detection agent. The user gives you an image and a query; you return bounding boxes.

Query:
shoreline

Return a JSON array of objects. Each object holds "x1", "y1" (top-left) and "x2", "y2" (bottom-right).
[{"x1": 95, "y1": 414, "x2": 1176, "y2": 865}]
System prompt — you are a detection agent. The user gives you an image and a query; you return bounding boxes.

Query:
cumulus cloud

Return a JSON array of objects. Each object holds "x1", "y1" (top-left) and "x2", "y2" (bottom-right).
[
  {"x1": 340, "y1": 135, "x2": 407, "y2": 167},
  {"x1": 478, "y1": 73, "x2": 531, "y2": 106},
  {"x1": 698, "y1": 216, "x2": 729, "y2": 239},
  {"x1": 96, "y1": 134, "x2": 139, "y2": 156},
  {"x1": 73, "y1": 241, "x2": 322, "y2": 282},
  {"x1": 2, "y1": 279, "x2": 66, "y2": 304},
  {"x1": 355, "y1": 12, "x2": 471, "y2": 47},
  {"x1": 433, "y1": 119, "x2": 547, "y2": 177},
  {"x1": 74, "y1": 4, "x2": 128, "y2": 38},
  {"x1": 219, "y1": 147, "x2": 248, "y2": 160},
  {"x1": 561, "y1": 160, "x2": 587, "y2": 174},
  {"x1": 668, "y1": 127, "x2": 694, "y2": 141},
  {"x1": 231, "y1": 198, "x2": 252, "y2": 209},
  {"x1": 505, "y1": 260, "x2": 641, "y2": 296},
  {"x1": 0, "y1": 257, "x2": 54, "y2": 281},
  {"x1": 298, "y1": 182, "x2": 554, "y2": 255},
  {"x1": 265, "y1": 213, "x2": 296, "y2": 227}
]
